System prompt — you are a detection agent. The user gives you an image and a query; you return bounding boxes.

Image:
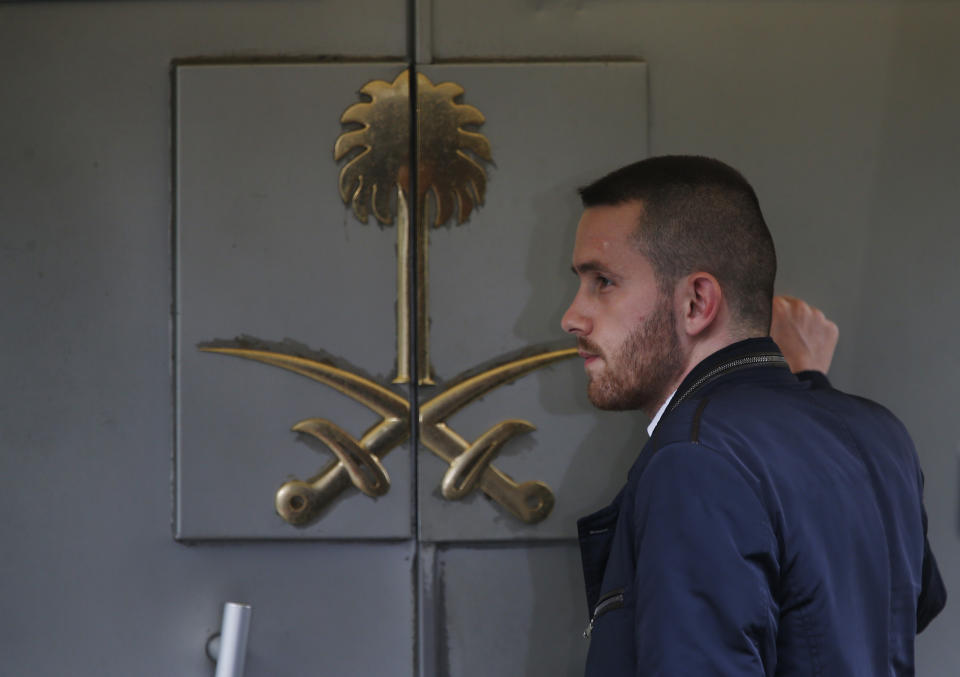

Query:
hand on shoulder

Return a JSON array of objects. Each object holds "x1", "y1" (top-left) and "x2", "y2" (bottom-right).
[{"x1": 770, "y1": 296, "x2": 839, "y2": 374}]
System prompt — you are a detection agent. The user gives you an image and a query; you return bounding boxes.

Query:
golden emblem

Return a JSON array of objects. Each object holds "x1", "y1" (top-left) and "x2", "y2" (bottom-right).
[
  {"x1": 335, "y1": 69, "x2": 493, "y2": 384},
  {"x1": 201, "y1": 68, "x2": 574, "y2": 526},
  {"x1": 336, "y1": 69, "x2": 490, "y2": 227}
]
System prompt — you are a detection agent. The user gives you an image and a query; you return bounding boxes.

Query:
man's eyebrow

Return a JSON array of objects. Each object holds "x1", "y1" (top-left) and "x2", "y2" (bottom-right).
[{"x1": 571, "y1": 261, "x2": 610, "y2": 276}]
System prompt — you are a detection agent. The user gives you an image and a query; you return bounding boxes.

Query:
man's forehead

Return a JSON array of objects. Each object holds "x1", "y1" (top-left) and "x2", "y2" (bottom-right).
[{"x1": 574, "y1": 203, "x2": 645, "y2": 257}]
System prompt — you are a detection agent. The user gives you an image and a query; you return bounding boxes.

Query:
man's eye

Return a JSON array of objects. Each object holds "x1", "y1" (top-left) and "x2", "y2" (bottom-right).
[{"x1": 597, "y1": 276, "x2": 612, "y2": 289}]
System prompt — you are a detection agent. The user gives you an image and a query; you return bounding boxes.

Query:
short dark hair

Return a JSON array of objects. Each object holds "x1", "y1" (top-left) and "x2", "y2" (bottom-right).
[{"x1": 579, "y1": 155, "x2": 777, "y2": 333}]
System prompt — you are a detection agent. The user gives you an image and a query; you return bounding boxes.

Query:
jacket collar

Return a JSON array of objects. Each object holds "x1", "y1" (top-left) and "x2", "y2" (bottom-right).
[
  {"x1": 665, "y1": 336, "x2": 790, "y2": 417},
  {"x1": 613, "y1": 339, "x2": 793, "y2": 512}
]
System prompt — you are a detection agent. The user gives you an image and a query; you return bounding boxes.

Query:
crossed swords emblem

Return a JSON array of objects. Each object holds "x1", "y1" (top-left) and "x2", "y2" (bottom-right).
[
  {"x1": 201, "y1": 69, "x2": 575, "y2": 526},
  {"x1": 201, "y1": 344, "x2": 574, "y2": 525}
]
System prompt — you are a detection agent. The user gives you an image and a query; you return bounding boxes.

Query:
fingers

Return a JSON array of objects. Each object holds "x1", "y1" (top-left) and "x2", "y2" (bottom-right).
[
  {"x1": 774, "y1": 296, "x2": 839, "y2": 342},
  {"x1": 771, "y1": 295, "x2": 839, "y2": 374}
]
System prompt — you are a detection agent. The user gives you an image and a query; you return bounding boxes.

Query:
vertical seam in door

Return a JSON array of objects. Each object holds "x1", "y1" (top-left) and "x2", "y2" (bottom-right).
[{"x1": 408, "y1": 1, "x2": 422, "y2": 674}]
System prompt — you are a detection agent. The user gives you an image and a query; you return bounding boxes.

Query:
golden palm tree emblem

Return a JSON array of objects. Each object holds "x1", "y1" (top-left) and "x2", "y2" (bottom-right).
[{"x1": 334, "y1": 69, "x2": 493, "y2": 384}]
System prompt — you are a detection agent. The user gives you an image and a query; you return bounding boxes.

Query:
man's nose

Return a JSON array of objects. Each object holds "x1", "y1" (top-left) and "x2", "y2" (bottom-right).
[{"x1": 561, "y1": 296, "x2": 590, "y2": 336}]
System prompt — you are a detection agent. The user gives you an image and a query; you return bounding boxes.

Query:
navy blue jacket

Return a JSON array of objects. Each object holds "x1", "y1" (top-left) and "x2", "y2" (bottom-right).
[{"x1": 578, "y1": 338, "x2": 946, "y2": 676}]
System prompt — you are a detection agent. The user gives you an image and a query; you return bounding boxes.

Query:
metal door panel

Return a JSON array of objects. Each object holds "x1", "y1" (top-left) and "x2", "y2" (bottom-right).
[
  {"x1": 417, "y1": 62, "x2": 648, "y2": 540},
  {"x1": 175, "y1": 62, "x2": 412, "y2": 539},
  {"x1": 204, "y1": 541, "x2": 417, "y2": 675},
  {"x1": 431, "y1": 544, "x2": 589, "y2": 677}
]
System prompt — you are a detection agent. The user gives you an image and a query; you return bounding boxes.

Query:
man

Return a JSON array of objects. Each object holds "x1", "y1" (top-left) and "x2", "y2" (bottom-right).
[{"x1": 563, "y1": 156, "x2": 945, "y2": 675}]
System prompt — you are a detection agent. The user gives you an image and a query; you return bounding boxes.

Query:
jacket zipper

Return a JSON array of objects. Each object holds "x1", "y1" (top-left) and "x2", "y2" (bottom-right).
[
  {"x1": 583, "y1": 588, "x2": 625, "y2": 639},
  {"x1": 669, "y1": 353, "x2": 787, "y2": 414}
]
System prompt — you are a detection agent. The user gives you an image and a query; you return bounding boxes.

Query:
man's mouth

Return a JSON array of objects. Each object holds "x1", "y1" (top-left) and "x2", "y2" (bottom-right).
[{"x1": 577, "y1": 346, "x2": 601, "y2": 365}]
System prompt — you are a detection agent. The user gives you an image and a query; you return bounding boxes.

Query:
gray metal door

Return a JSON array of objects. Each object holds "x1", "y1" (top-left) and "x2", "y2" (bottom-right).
[{"x1": 174, "y1": 60, "x2": 648, "y2": 675}]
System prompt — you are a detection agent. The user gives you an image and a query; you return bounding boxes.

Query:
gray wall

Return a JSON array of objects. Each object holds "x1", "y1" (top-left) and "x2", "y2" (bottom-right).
[{"x1": 2, "y1": 1, "x2": 958, "y2": 675}]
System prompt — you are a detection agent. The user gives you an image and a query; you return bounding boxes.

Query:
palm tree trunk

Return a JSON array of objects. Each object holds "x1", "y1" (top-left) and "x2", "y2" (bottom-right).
[{"x1": 394, "y1": 187, "x2": 434, "y2": 385}]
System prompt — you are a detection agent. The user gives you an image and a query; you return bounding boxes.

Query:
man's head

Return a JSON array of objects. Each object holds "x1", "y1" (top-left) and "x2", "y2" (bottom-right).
[{"x1": 561, "y1": 155, "x2": 776, "y2": 415}]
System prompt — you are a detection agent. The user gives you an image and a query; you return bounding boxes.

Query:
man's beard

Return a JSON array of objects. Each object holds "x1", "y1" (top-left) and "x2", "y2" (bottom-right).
[{"x1": 582, "y1": 297, "x2": 684, "y2": 415}]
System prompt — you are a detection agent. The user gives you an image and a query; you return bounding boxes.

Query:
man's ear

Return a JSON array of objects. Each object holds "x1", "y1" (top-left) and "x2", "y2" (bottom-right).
[{"x1": 678, "y1": 272, "x2": 722, "y2": 338}]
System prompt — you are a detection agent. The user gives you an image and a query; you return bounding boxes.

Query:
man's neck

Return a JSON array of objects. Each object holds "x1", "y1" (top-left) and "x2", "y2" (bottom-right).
[
  {"x1": 649, "y1": 330, "x2": 767, "y2": 419},
  {"x1": 679, "y1": 325, "x2": 764, "y2": 381}
]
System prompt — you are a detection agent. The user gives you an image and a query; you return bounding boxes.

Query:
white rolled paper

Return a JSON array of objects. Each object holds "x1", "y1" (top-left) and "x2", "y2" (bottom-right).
[{"x1": 214, "y1": 602, "x2": 251, "y2": 677}]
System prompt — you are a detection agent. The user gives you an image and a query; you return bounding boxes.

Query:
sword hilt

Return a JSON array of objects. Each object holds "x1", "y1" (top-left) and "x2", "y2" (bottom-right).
[{"x1": 421, "y1": 419, "x2": 555, "y2": 524}]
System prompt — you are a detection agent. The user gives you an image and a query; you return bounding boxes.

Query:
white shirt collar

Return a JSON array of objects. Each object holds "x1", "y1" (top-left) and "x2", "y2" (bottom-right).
[{"x1": 646, "y1": 389, "x2": 677, "y2": 438}]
